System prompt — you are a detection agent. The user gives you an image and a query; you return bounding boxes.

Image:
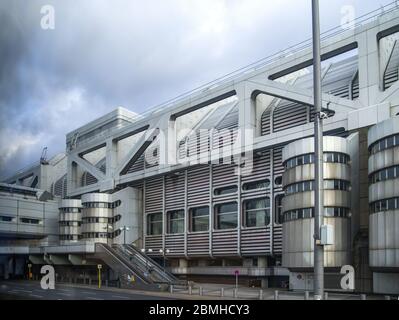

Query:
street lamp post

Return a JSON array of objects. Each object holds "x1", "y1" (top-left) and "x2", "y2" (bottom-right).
[
  {"x1": 311, "y1": 0, "x2": 325, "y2": 300},
  {"x1": 159, "y1": 248, "x2": 170, "y2": 273},
  {"x1": 120, "y1": 226, "x2": 130, "y2": 245}
]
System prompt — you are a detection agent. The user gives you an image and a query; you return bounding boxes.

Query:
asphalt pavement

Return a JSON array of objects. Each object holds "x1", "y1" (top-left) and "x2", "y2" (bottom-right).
[{"x1": 0, "y1": 280, "x2": 177, "y2": 300}]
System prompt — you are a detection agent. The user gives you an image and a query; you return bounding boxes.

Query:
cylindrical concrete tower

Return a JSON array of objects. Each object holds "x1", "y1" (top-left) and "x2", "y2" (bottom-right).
[
  {"x1": 281, "y1": 136, "x2": 351, "y2": 270},
  {"x1": 368, "y1": 116, "x2": 399, "y2": 294},
  {"x1": 81, "y1": 193, "x2": 113, "y2": 244},
  {"x1": 58, "y1": 199, "x2": 82, "y2": 245}
]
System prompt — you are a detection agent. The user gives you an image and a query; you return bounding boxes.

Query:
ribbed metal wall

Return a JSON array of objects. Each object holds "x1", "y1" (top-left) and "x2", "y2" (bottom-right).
[{"x1": 384, "y1": 40, "x2": 399, "y2": 90}]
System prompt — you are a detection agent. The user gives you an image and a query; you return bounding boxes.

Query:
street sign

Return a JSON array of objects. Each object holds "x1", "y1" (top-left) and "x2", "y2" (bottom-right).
[{"x1": 97, "y1": 264, "x2": 102, "y2": 270}]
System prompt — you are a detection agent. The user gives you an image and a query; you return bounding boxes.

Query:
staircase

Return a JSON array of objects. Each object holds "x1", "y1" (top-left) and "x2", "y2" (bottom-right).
[{"x1": 94, "y1": 243, "x2": 187, "y2": 290}]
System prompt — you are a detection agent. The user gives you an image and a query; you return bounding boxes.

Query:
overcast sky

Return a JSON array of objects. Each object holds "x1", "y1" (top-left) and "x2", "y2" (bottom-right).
[{"x1": 0, "y1": 0, "x2": 394, "y2": 178}]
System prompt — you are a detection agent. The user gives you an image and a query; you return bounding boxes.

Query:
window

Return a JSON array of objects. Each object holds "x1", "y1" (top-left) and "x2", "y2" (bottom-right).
[
  {"x1": 369, "y1": 165, "x2": 399, "y2": 183},
  {"x1": 147, "y1": 213, "x2": 163, "y2": 235},
  {"x1": 284, "y1": 152, "x2": 349, "y2": 169},
  {"x1": 370, "y1": 197, "x2": 399, "y2": 214},
  {"x1": 190, "y1": 206, "x2": 209, "y2": 232},
  {"x1": 244, "y1": 197, "x2": 270, "y2": 227},
  {"x1": 214, "y1": 185, "x2": 238, "y2": 196},
  {"x1": 369, "y1": 134, "x2": 399, "y2": 155},
  {"x1": 274, "y1": 176, "x2": 282, "y2": 185},
  {"x1": 20, "y1": 217, "x2": 41, "y2": 225},
  {"x1": 215, "y1": 202, "x2": 237, "y2": 230},
  {"x1": 282, "y1": 207, "x2": 349, "y2": 222},
  {"x1": 285, "y1": 179, "x2": 349, "y2": 195},
  {"x1": 242, "y1": 179, "x2": 270, "y2": 191},
  {"x1": 0, "y1": 216, "x2": 14, "y2": 222},
  {"x1": 167, "y1": 210, "x2": 185, "y2": 234},
  {"x1": 275, "y1": 194, "x2": 284, "y2": 224}
]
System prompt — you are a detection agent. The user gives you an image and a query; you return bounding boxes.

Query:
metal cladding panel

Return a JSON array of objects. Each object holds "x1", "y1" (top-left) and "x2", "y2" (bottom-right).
[
  {"x1": 261, "y1": 107, "x2": 272, "y2": 136},
  {"x1": 273, "y1": 224, "x2": 283, "y2": 254},
  {"x1": 351, "y1": 72, "x2": 359, "y2": 99},
  {"x1": 369, "y1": 178, "x2": 399, "y2": 203},
  {"x1": 212, "y1": 229, "x2": 238, "y2": 256},
  {"x1": 240, "y1": 227, "x2": 271, "y2": 255},
  {"x1": 187, "y1": 232, "x2": 210, "y2": 256},
  {"x1": 125, "y1": 154, "x2": 145, "y2": 174},
  {"x1": 145, "y1": 140, "x2": 160, "y2": 169},
  {"x1": 82, "y1": 172, "x2": 98, "y2": 186},
  {"x1": 273, "y1": 147, "x2": 285, "y2": 177},
  {"x1": 187, "y1": 165, "x2": 210, "y2": 207},
  {"x1": 384, "y1": 40, "x2": 399, "y2": 90},
  {"x1": 368, "y1": 147, "x2": 399, "y2": 174},
  {"x1": 165, "y1": 234, "x2": 185, "y2": 256},
  {"x1": 165, "y1": 172, "x2": 185, "y2": 211},
  {"x1": 241, "y1": 152, "x2": 271, "y2": 183},
  {"x1": 272, "y1": 101, "x2": 308, "y2": 133},
  {"x1": 282, "y1": 190, "x2": 350, "y2": 212},
  {"x1": 367, "y1": 116, "x2": 399, "y2": 147},
  {"x1": 212, "y1": 164, "x2": 238, "y2": 189},
  {"x1": 145, "y1": 177, "x2": 163, "y2": 214},
  {"x1": 145, "y1": 235, "x2": 162, "y2": 255},
  {"x1": 283, "y1": 163, "x2": 351, "y2": 187},
  {"x1": 322, "y1": 56, "x2": 358, "y2": 99},
  {"x1": 282, "y1": 217, "x2": 350, "y2": 269},
  {"x1": 212, "y1": 104, "x2": 239, "y2": 150},
  {"x1": 282, "y1": 136, "x2": 348, "y2": 162},
  {"x1": 178, "y1": 102, "x2": 236, "y2": 159},
  {"x1": 369, "y1": 210, "x2": 399, "y2": 268},
  {"x1": 54, "y1": 174, "x2": 66, "y2": 197}
]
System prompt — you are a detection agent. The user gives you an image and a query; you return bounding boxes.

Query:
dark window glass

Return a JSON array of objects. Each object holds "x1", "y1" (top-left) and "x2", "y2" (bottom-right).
[
  {"x1": 244, "y1": 198, "x2": 270, "y2": 227},
  {"x1": 167, "y1": 210, "x2": 184, "y2": 234},
  {"x1": 214, "y1": 185, "x2": 238, "y2": 196},
  {"x1": 190, "y1": 206, "x2": 209, "y2": 232},
  {"x1": 242, "y1": 179, "x2": 270, "y2": 191},
  {"x1": 215, "y1": 202, "x2": 237, "y2": 230},
  {"x1": 147, "y1": 213, "x2": 163, "y2": 235},
  {"x1": 275, "y1": 194, "x2": 284, "y2": 224}
]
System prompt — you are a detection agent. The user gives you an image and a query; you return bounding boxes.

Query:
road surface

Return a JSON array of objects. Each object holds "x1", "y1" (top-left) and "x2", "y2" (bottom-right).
[{"x1": 0, "y1": 280, "x2": 177, "y2": 300}]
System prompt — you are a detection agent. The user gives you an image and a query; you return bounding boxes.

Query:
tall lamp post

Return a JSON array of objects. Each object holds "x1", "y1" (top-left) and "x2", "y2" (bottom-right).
[
  {"x1": 120, "y1": 226, "x2": 130, "y2": 245},
  {"x1": 159, "y1": 248, "x2": 170, "y2": 272},
  {"x1": 311, "y1": 0, "x2": 325, "y2": 300}
]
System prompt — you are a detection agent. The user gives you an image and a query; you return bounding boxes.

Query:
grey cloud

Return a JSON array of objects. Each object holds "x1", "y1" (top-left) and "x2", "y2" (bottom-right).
[{"x1": 0, "y1": 0, "x2": 392, "y2": 178}]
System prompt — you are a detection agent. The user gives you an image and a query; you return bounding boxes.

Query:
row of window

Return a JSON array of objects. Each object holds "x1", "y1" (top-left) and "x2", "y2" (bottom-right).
[
  {"x1": 81, "y1": 215, "x2": 121, "y2": 224},
  {"x1": 0, "y1": 216, "x2": 42, "y2": 225},
  {"x1": 284, "y1": 179, "x2": 350, "y2": 195},
  {"x1": 370, "y1": 197, "x2": 399, "y2": 214},
  {"x1": 0, "y1": 216, "x2": 14, "y2": 222},
  {"x1": 82, "y1": 200, "x2": 122, "y2": 209},
  {"x1": 20, "y1": 217, "x2": 42, "y2": 225},
  {"x1": 81, "y1": 230, "x2": 122, "y2": 239},
  {"x1": 147, "y1": 197, "x2": 271, "y2": 235},
  {"x1": 82, "y1": 232, "x2": 109, "y2": 239},
  {"x1": 213, "y1": 179, "x2": 271, "y2": 197},
  {"x1": 369, "y1": 165, "x2": 399, "y2": 184},
  {"x1": 59, "y1": 221, "x2": 81, "y2": 227},
  {"x1": 282, "y1": 207, "x2": 350, "y2": 222},
  {"x1": 284, "y1": 152, "x2": 350, "y2": 169},
  {"x1": 59, "y1": 207, "x2": 81, "y2": 213},
  {"x1": 60, "y1": 235, "x2": 82, "y2": 241},
  {"x1": 369, "y1": 134, "x2": 399, "y2": 155}
]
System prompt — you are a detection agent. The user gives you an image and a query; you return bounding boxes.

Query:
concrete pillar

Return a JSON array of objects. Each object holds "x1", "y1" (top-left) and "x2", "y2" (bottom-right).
[
  {"x1": 261, "y1": 278, "x2": 268, "y2": 289},
  {"x1": 258, "y1": 257, "x2": 268, "y2": 268},
  {"x1": 179, "y1": 259, "x2": 188, "y2": 268}
]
